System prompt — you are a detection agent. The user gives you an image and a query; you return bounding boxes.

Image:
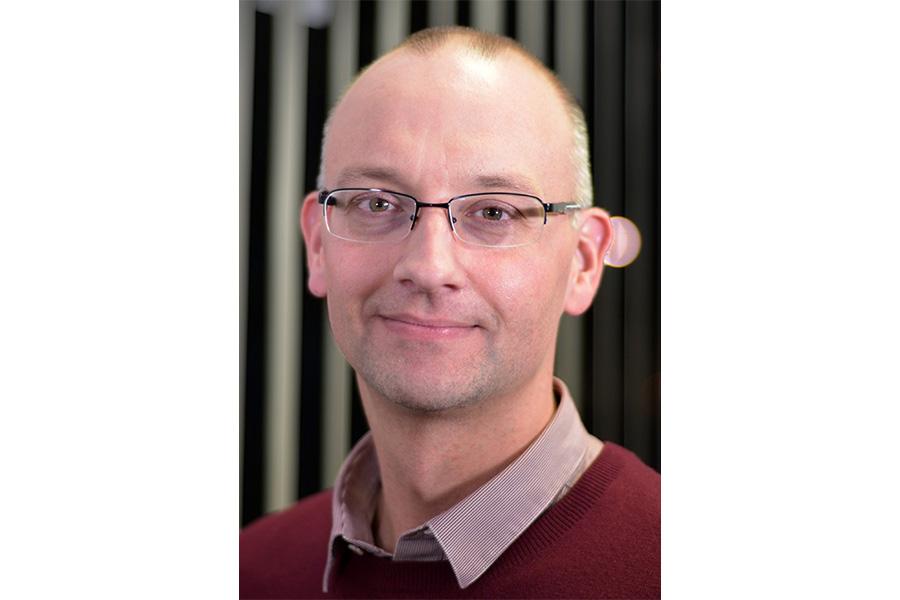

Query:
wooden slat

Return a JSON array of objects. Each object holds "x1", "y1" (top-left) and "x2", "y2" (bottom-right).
[
  {"x1": 376, "y1": 0, "x2": 410, "y2": 57},
  {"x1": 239, "y1": 0, "x2": 256, "y2": 524},
  {"x1": 321, "y1": 0, "x2": 358, "y2": 488},
  {"x1": 472, "y1": 0, "x2": 504, "y2": 34},
  {"x1": 516, "y1": 0, "x2": 546, "y2": 64},
  {"x1": 429, "y1": 0, "x2": 455, "y2": 27},
  {"x1": 264, "y1": 0, "x2": 305, "y2": 513}
]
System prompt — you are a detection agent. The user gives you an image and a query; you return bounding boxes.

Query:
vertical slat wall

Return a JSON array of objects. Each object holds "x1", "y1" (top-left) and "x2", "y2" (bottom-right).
[
  {"x1": 264, "y1": 0, "x2": 305, "y2": 514},
  {"x1": 472, "y1": 0, "x2": 502, "y2": 33},
  {"x1": 587, "y1": 0, "x2": 660, "y2": 474},
  {"x1": 552, "y1": 0, "x2": 586, "y2": 413},
  {"x1": 241, "y1": 6, "x2": 272, "y2": 527},
  {"x1": 621, "y1": 0, "x2": 660, "y2": 469},
  {"x1": 240, "y1": 0, "x2": 660, "y2": 526},
  {"x1": 239, "y1": 0, "x2": 255, "y2": 524},
  {"x1": 321, "y1": 0, "x2": 357, "y2": 490}
]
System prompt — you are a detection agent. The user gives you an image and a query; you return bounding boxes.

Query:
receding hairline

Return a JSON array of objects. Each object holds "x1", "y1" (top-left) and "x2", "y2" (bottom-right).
[
  {"x1": 401, "y1": 25, "x2": 531, "y2": 59},
  {"x1": 318, "y1": 26, "x2": 594, "y2": 208},
  {"x1": 395, "y1": 26, "x2": 578, "y2": 112}
]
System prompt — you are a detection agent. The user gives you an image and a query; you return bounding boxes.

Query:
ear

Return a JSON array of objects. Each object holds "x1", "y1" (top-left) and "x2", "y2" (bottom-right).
[
  {"x1": 299, "y1": 190, "x2": 327, "y2": 298},
  {"x1": 564, "y1": 208, "x2": 613, "y2": 316}
]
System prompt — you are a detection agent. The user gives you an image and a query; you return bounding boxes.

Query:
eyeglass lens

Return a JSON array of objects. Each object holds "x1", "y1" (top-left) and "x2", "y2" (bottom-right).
[{"x1": 324, "y1": 190, "x2": 546, "y2": 247}]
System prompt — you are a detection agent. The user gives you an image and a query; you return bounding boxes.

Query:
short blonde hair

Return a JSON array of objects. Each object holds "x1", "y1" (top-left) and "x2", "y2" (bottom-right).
[{"x1": 317, "y1": 26, "x2": 593, "y2": 209}]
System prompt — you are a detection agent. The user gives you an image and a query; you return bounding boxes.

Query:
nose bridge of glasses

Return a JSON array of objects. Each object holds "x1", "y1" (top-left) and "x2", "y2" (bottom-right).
[{"x1": 410, "y1": 200, "x2": 456, "y2": 231}]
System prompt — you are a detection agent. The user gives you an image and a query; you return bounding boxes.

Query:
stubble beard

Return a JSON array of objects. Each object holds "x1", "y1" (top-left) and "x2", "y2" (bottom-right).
[{"x1": 353, "y1": 337, "x2": 522, "y2": 414}]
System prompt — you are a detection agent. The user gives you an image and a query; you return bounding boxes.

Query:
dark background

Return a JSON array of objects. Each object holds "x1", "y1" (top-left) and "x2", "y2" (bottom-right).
[{"x1": 240, "y1": 0, "x2": 659, "y2": 527}]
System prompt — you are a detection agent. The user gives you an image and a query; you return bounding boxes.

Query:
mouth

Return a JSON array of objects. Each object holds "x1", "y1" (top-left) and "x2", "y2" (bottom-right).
[{"x1": 377, "y1": 314, "x2": 479, "y2": 341}]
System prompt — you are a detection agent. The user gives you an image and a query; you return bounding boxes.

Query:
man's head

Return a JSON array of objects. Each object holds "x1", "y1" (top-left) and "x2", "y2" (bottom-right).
[{"x1": 300, "y1": 27, "x2": 612, "y2": 413}]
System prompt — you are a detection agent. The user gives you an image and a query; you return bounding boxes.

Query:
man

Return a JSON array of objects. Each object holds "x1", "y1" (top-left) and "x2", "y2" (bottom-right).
[{"x1": 240, "y1": 26, "x2": 659, "y2": 599}]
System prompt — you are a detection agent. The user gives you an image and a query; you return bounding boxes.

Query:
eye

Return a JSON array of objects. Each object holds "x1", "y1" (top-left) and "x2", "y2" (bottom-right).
[
  {"x1": 368, "y1": 196, "x2": 392, "y2": 212},
  {"x1": 480, "y1": 206, "x2": 507, "y2": 221},
  {"x1": 466, "y1": 201, "x2": 525, "y2": 222},
  {"x1": 348, "y1": 192, "x2": 399, "y2": 213}
]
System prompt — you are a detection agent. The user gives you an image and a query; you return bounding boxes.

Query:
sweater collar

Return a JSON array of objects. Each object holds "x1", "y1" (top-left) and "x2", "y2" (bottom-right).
[{"x1": 324, "y1": 378, "x2": 597, "y2": 591}]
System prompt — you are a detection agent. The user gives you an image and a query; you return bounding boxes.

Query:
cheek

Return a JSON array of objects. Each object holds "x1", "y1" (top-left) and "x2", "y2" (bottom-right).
[
  {"x1": 472, "y1": 253, "x2": 569, "y2": 333},
  {"x1": 322, "y1": 246, "x2": 393, "y2": 327}
]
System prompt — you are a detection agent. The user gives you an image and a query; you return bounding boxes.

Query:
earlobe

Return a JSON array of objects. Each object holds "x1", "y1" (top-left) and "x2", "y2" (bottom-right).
[
  {"x1": 300, "y1": 190, "x2": 328, "y2": 298},
  {"x1": 564, "y1": 209, "x2": 613, "y2": 316}
]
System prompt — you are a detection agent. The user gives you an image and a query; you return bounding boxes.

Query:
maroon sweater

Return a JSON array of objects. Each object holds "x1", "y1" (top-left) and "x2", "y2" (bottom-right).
[{"x1": 240, "y1": 442, "x2": 660, "y2": 599}]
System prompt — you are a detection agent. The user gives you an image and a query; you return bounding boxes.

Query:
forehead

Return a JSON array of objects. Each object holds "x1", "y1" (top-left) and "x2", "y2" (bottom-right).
[{"x1": 324, "y1": 45, "x2": 573, "y2": 198}]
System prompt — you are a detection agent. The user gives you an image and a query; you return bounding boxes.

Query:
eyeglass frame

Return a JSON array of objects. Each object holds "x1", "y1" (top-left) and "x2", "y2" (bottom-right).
[{"x1": 317, "y1": 187, "x2": 581, "y2": 247}]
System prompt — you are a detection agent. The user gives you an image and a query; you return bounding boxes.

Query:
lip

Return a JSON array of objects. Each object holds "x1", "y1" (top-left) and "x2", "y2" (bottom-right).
[{"x1": 377, "y1": 314, "x2": 479, "y2": 341}]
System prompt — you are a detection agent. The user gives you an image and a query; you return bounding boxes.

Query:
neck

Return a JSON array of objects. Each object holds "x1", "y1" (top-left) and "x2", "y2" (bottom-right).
[{"x1": 359, "y1": 370, "x2": 557, "y2": 553}]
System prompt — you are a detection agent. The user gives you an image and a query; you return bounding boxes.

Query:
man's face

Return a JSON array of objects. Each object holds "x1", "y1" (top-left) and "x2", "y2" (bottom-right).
[{"x1": 303, "y1": 46, "x2": 602, "y2": 411}]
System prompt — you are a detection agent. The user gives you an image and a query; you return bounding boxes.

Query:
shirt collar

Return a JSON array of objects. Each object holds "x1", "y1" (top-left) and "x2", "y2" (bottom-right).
[{"x1": 324, "y1": 378, "x2": 594, "y2": 590}]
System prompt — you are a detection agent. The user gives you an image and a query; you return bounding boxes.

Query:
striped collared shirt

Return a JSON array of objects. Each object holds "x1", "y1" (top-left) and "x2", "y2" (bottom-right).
[{"x1": 323, "y1": 378, "x2": 602, "y2": 591}]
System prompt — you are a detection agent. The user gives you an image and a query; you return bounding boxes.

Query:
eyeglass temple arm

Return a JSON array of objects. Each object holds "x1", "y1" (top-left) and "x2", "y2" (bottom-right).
[{"x1": 545, "y1": 203, "x2": 581, "y2": 214}]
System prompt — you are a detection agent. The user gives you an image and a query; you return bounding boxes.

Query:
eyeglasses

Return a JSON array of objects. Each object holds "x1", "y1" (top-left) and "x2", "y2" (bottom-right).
[{"x1": 318, "y1": 188, "x2": 580, "y2": 248}]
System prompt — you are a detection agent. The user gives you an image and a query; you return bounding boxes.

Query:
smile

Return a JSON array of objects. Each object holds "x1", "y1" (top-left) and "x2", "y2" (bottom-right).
[{"x1": 378, "y1": 314, "x2": 479, "y2": 342}]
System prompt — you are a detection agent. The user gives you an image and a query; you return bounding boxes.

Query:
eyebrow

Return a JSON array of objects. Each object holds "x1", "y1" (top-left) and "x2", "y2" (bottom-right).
[
  {"x1": 333, "y1": 165, "x2": 541, "y2": 196},
  {"x1": 334, "y1": 166, "x2": 407, "y2": 189},
  {"x1": 471, "y1": 173, "x2": 540, "y2": 195}
]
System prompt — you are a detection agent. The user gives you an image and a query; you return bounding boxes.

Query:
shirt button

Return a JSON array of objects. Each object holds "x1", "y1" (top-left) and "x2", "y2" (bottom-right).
[
  {"x1": 347, "y1": 544, "x2": 364, "y2": 555},
  {"x1": 422, "y1": 528, "x2": 434, "y2": 537}
]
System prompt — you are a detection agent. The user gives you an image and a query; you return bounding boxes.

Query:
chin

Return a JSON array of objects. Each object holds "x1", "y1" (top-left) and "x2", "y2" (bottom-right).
[
  {"x1": 350, "y1": 339, "x2": 535, "y2": 414},
  {"x1": 390, "y1": 388, "x2": 484, "y2": 413},
  {"x1": 359, "y1": 362, "x2": 494, "y2": 414}
]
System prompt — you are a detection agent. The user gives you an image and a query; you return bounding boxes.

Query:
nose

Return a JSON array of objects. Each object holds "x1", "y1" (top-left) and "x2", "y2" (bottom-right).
[{"x1": 392, "y1": 206, "x2": 465, "y2": 292}]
